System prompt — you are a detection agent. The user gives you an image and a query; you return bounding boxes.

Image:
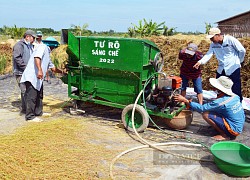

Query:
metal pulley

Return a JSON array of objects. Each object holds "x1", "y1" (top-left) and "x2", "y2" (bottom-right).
[{"x1": 153, "y1": 52, "x2": 164, "y2": 72}]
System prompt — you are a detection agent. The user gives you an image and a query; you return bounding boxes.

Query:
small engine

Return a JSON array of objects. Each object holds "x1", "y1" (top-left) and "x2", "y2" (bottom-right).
[{"x1": 145, "y1": 75, "x2": 182, "y2": 111}]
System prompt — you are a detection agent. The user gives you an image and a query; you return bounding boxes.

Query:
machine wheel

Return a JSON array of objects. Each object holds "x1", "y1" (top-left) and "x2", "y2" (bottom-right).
[
  {"x1": 121, "y1": 104, "x2": 149, "y2": 132},
  {"x1": 153, "y1": 52, "x2": 164, "y2": 72}
]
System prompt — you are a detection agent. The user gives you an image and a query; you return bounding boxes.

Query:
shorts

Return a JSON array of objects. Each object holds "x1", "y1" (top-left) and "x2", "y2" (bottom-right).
[
  {"x1": 180, "y1": 75, "x2": 203, "y2": 94},
  {"x1": 208, "y1": 113, "x2": 236, "y2": 139}
]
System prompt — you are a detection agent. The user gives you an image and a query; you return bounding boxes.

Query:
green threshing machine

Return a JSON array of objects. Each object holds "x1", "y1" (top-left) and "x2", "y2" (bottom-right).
[{"x1": 61, "y1": 31, "x2": 186, "y2": 132}]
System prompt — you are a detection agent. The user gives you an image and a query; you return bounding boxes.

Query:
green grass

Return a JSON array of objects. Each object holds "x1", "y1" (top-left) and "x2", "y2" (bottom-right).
[{"x1": 0, "y1": 56, "x2": 7, "y2": 74}]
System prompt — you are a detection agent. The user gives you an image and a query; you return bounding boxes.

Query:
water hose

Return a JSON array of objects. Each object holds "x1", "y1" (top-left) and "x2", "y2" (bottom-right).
[
  {"x1": 142, "y1": 73, "x2": 210, "y2": 148},
  {"x1": 109, "y1": 142, "x2": 202, "y2": 179},
  {"x1": 109, "y1": 90, "x2": 213, "y2": 179}
]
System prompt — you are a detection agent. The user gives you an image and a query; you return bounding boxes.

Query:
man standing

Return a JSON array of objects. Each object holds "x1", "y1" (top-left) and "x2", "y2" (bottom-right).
[
  {"x1": 174, "y1": 76, "x2": 245, "y2": 141},
  {"x1": 34, "y1": 30, "x2": 51, "y2": 83},
  {"x1": 12, "y1": 30, "x2": 37, "y2": 114},
  {"x1": 179, "y1": 43, "x2": 204, "y2": 104},
  {"x1": 193, "y1": 27, "x2": 246, "y2": 102},
  {"x1": 20, "y1": 44, "x2": 63, "y2": 122},
  {"x1": 35, "y1": 31, "x2": 43, "y2": 44}
]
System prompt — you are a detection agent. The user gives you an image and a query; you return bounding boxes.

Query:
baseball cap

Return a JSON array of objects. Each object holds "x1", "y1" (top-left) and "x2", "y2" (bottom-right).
[
  {"x1": 209, "y1": 76, "x2": 234, "y2": 96},
  {"x1": 24, "y1": 30, "x2": 37, "y2": 38},
  {"x1": 185, "y1": 43, "x2": 198, "y2": 56},
  {"x1": 36, "y1": 31, "x2": 43, "y2": 37},
  {"x1": 206, "y1": 27, "x2": 221, "y2": 39}
]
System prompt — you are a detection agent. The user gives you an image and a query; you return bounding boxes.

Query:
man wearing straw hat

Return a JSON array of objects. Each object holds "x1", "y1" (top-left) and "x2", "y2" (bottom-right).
[{"x1": 174, "y1": 76, "x2": 245, "y2": 141}]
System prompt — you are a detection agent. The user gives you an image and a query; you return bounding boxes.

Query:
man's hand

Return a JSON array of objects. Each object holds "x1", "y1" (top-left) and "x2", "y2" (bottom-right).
[
  {"x1": 51, "y1": 67, "x2": 65, "y2": 74},
  {"x1": 36, "y1": 69, "x2": 43, "y2": 79},
  {"x1": 37, "y1": 69, "x2": 43, "y2": 79},
  {"x1": 193, "y1": 62, "x2": 201, "y2": 69},
  {"x1": 35, "y1": 57, "x2": 43, "y2": 79},
  {"x1": 174, "y1": 94, "x2": 187, "y2": 103}
]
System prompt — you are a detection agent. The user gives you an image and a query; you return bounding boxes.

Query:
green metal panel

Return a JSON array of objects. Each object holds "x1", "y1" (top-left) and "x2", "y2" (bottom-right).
[
  {"x1": 67, "y1": 32, "x2": 80, "y2": 60},
  {"x1": 69, "y1": 67, "x2": 140, "y2": 105},
  {"x1": 79, "y1": 36, "x2": 159, "y2": 72},
  {"x1": 66, "y1": 32, "x2": 160, "y2": 107}
]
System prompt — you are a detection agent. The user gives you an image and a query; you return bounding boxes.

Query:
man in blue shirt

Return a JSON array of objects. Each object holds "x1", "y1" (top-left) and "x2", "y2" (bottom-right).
[
  {"x1": 20, "y1": 44, "x2": 63, "y2": 122},
  {"x1": 193, "y1": 27, "x2": 246, "y2": 102},
  {"x1": 174, "y1": 76, "x2": 245, "y2": 141}
]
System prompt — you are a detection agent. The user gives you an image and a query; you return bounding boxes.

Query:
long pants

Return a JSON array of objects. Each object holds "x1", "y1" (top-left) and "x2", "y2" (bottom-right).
[
  {"x1": 216, "y1": 68, "x2": 242, "y2": 102},
  {"x1": 24, "y1": 81, "x2": 43, "y2": 120},
  {"x1": 15, "y1": 75, "x2": 26, "y2": 112}
]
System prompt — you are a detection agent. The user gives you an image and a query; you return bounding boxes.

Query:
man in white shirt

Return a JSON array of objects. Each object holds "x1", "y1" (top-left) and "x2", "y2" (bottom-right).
[
  {"x1": 20, "y1": 44, "x2": 63, "y2": 122},
  {"x1": 13, "y1": 30, "x2": 37, "y2": 114},
  {"x1": 193, "y1": 27, "x2": 246, "y2": 102}
]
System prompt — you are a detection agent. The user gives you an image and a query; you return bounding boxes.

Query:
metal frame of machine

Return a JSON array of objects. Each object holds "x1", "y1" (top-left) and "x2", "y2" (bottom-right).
[{"x1": 61, "y1": 30, "x2": 186, "y2": 132}]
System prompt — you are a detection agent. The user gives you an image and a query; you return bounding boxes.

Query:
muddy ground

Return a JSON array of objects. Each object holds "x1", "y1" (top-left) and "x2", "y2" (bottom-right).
[{"x1": 0, "y1": 75, "x2": 250, "y2": 179}]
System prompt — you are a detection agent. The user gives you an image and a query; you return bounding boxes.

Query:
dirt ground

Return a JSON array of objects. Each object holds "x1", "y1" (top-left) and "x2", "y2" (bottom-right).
[{"x1": 0, "y1": 75, "x2": 250, "y2": 179}]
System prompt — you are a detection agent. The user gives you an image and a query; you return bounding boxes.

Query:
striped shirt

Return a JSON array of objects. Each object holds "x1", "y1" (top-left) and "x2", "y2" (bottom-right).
[{"x1": 179, "y1": 49, "x2": 203, "y2": 79}]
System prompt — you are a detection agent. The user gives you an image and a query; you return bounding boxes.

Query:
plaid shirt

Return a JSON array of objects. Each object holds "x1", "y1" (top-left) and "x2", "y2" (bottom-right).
[{"x1": 179, "y1": 49, "x2": 203, "y2": 79}]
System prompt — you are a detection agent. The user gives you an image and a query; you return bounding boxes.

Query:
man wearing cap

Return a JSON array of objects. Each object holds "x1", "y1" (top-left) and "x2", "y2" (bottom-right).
[
  {"x1": 193, "y1": 27, "x2": 246, "y2": 102},
  {"x1": 35, "y1": 31, "x2": 43, "y2": 46},
  {"x1": 12, "y1": 29, "x2": 37, "y2": 114},
  {"x1": 34, "y1": 30, "x2": 51, "y2": 84},
  {"x1": 174, "y1": 76, "x2": 245, "y2": 141},
  {"x1": 20, "y1": 44, "x2": 64, "y2": 122},
  {"x1": 179, "y1": 43, "x2": 204, "y2": 104}
]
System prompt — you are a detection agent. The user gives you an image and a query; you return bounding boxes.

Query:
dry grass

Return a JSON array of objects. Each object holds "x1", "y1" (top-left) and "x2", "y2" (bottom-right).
[
  {"x1": 148, "y1": 35, "x2": 250, "y2": 97},
  {"x1": 50, "y1": 45, "x2": 68, "y2": 69},
  {"x1": 0, "y1": 95, "x2": 139, "y2": 179},
  {"x1": 0, "y1": 117, "x2": 118, "y2": 179},
  {"x1": 0, "y1": 44, "x2": 12, "y2": 74}
]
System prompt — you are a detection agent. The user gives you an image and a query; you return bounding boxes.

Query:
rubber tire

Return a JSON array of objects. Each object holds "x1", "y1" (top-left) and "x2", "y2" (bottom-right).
[{"x1": 121, "y1": 104, "x2": 149, "y2": 133}]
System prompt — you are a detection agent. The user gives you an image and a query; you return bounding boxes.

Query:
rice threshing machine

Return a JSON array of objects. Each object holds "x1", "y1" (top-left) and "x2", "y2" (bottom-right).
[{"x1": 61, "y1": 31, "x2": 188, "y2": 132}]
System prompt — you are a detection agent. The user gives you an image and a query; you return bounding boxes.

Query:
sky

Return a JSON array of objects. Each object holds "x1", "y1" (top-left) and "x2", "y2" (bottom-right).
[{"x1": 0, "y1": 0, "x2": 249, "y2": 33}]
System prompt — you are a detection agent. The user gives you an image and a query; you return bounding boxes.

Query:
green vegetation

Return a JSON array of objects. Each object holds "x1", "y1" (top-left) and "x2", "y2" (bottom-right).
[
  {"x1": 69, "y1": 23, "x2": 91, "y2": 36},
  {"x1": 0, "y1": 21, "x2": 206, "y2": 40},
  {"x1": 0, "y1": 26, "x2": 61, "y2": 39},
  {"x1": 0, "y1": 25, "x2": 26, "y2": 39},
  {"x1": 128, "y1": 19, "x2": 177, "y2": 37},
  {"x1": 205, "y1": 22, "x2": 212, "y2": 34},
  {"x1": 0, "y1": 43, "x2": 12, "y2": 75},
  {"x1": 0, "y1": 20, "x2": 189, "y2": 39},
  {"x1": 0, "y1": 56, "x2": 7, "y2": 74}
]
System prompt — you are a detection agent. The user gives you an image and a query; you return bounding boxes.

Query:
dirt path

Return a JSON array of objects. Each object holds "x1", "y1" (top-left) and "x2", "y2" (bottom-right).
[{"x1": 1, "y1": 75, "x2": 250, "y2": 179}]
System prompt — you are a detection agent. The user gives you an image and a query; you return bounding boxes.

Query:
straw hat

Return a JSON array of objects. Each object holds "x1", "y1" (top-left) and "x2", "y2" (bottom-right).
[{"x1": 209, "y1": 76, "x2": 234, "y2": 96}]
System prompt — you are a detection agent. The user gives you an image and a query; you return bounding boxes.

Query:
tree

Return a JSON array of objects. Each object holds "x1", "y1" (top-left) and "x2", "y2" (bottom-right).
[
  {"x1": 127, "y1": 27, "x2": 135, "y2": 37},
  {"x1": 144, "y1": 19, "x2": 165, "y2": 36},
  {"x1": 70, "y1": 23, "x2": 89, "y2": 36},
  {"x1": 129, "y1": 19, "x2": 175, "y2": 37},
  {"x1": 12, "y1": 25, "x2": 26, "y2": 39},
  {"x1": 162, "y1": 25, "x2": 176, "y2": 36},
  {"x1": 205, "y1": 22, "x2": 212, "y2": 34},
  {"x1": 131, "y1": 20, "x2": 146, "y2": 37},
  {"x1": 0, "y1": 25, "x2": 26, "y2": 39}
]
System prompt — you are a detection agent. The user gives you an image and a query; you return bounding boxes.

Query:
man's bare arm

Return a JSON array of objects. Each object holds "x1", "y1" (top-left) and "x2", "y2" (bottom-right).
[{"x1": 35, "y1": 57, "x2": 43, "y2": 79}]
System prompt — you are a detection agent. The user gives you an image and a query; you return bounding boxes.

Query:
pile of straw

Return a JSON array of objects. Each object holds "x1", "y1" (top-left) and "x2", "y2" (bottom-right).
[{"x1": 149, "y1": 35, "x2": 250, "y2": 98}]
